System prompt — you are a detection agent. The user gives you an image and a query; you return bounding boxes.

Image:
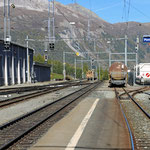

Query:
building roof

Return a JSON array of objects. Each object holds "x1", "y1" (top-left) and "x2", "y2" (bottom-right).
[
  {"x1": 0, "y1": 39, "x2": 34, "y2": 51},
  {"x1": 33, "y1": 62, "x2": 51, "y2": 68}
]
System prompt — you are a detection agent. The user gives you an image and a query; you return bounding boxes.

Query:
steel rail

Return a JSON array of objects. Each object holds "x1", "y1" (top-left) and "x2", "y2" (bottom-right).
[
  {"x1": 0, "y1": 82, "x2": 100, "y2": 150},
  {"x1": 0, "y1": 80, "x2": 76, "y2": 95},
  {"x1": 0, "y1": 86, "x2": 63, "y2": 108},
  {"x1": 119, "y1": 86, "x2": 148, "y2": 98},
  {"x1": 0, "y1": 81, "x2": 88, "y2": 108},
  {"x1": 114, "y1": 88, "x2": 135, "y2": 150},
  {"x1": 123, "y1": 88, "x2": 150, "y2": 119}
]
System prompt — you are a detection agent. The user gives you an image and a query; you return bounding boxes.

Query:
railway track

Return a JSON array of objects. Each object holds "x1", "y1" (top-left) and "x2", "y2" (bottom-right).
[
  {"x1": 119, "y1": 86, "x2": 149, "y2": 98},
  {"x1": 0, "y1": 81, "x2": 88, "y2": 108},
  {"x1": 114, "y1": 88, "x2": 135, "y2": 150},
  {"x1": 123, "y1": 88, "x2": 150, "y2": 119},
  {"x1": 0, "y1": 80, "x2": 81, "y2": 95},
  {"x1": 0, "y1": 81, "x2": 100, "y2": 150},
  {"x1": 116, "y1": 87, "x2": 150, "y2": 150}
]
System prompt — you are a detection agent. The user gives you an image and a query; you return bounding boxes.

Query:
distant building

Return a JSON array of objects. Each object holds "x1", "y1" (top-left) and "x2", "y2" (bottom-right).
[{"x1": 33, "y1": 62, "x2": 51, "y2": 83}]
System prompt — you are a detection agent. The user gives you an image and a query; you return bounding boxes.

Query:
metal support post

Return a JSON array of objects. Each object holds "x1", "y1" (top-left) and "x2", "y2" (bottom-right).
[
  {"x1": 125, "y1": 35, "x2": 128, "y2": 66},
  {"x1": 74, "y1": 57, "x2": 76, "y2": 80},
  {"x1": 136, "y1": 35, "x2": 139, "y2": 66},
  {"x1": 4, "y1": 0, "x2": 10, "y2": 40},
  {"x1": 26, "y1": 35, "x2": 30, "y2": 83},
  {"x1": 107, "y1": 41, "x2": 111, "y2": 67},
  {"x1": 63, "y1": 52, "x2": 66, "y2": 80},
  {"x1": 4, "y1": 0, "x2": 6, "y2": 40},
  {"x1": 52, "y1": 0, "x2": 55, "y2": 42},
  {"x1": 109, "y1": 52, "x2": 111, "y2": 67},
  {"x1": 7, "y1": 0, "x2": 10, "y2": 37},
  {"x1": 48, "y1": 0, "x2": 51, "y2": 42},
  {"x1": 135, "y1": 36, "x2": 139, "y2": 78},
  {"x1": 81, "y1": 57, "x2": 84, "y2": 79},
  {"x1": 133, "y1": 66, "x2": 135, "y2": 86},
  {"x1": 48, "y1": 0, "x2": 55, "y2": 43},
  {"x1": 96, "y1": 65, "x2": 98, "y2": 79},
  {"x1": 99, "y1": 63, "x2": 101, "y2": 80},
  {"x1": 4, "y1": 0, "x2": 9, "y2": 86},
  {"x1": 94, "y1": 39, "x2": 96, "y2": 51},
  {"x1": 51, "y1": 58, "x2": 53, "y2": 73}
]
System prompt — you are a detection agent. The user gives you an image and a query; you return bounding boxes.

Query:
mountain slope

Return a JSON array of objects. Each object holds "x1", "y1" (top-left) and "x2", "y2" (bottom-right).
[{"x1": 0, "y1": 0, "x2": 150, "y2": 67}]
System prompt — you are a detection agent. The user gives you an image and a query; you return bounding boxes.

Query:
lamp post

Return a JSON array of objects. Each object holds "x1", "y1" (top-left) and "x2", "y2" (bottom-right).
[
  {"x1": 107, "y1": 41, "x2": 111, "y2": 67},
  {"x1": 69, "y1": 22, "x2": 75, "y2": 41}
]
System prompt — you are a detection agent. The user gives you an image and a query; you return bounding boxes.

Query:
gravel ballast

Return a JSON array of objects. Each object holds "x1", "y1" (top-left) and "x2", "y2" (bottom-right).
[{"x1": 0, "y1": 85, "x2": 86, "y2": 125}]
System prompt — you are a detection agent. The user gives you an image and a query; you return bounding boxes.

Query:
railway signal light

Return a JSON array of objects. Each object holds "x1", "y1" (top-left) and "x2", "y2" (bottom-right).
[
  {"x1": 4, "y1": 43, "x2": 10, "y2": 51},
  {"x1": 91, "y1": 59, "x2": 94, "y2": 66},
  {"x1": 49, "y1": 43, "x2": 54, "y2": 50},
  {"x1": 11, "y1": 4, "x2": 15, "y2": 8},
  {"x1": 44, "y1": 54, "x2": 48, "y2": 62}
]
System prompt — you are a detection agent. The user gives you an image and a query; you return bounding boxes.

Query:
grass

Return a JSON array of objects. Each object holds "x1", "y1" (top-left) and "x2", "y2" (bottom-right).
[{"x1": 51, "y1": 73, "x2": 64, "y2": 80}]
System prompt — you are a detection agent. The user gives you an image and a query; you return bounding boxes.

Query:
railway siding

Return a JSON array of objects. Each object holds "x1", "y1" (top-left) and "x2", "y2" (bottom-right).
[
  {"x1": 0, "y1": 82, "x2": 99, "y2": 150},
  {"x1": 0, "y1": 84, "x2": 87, "y2": 126},
  {"x1": 120, "y1": 88, "x2": 150, "y2": 150},
  {"x1": 134, "y1": 92, "x2": 150, "y2": 114}
]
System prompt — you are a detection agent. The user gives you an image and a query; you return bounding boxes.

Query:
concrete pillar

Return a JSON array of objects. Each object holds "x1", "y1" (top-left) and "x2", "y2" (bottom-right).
[
  {"x1": 11, "y1": 52, "x2": 15, "y2": 85},
  {"x1": 23, "y1": 58, "x2": 26, "y2": 83},
  {"x1": 17, "y1": 59, "x2": 20, "y2": 84}
]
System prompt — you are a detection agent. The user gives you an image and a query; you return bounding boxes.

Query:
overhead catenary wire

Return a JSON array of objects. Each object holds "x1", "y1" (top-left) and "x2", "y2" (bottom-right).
[
  {"x1": 127, "y1": 0, "x2": 131, "y2": 20},
  {"x1": 121, "y1": 0, "x2": 131, "y2": 35},
  {"x1": 54, "y1": 5, "x2": 71, "y2": 23},
  {"x1": 126, "y1": 0, "x2": 150, "y2": 20}
]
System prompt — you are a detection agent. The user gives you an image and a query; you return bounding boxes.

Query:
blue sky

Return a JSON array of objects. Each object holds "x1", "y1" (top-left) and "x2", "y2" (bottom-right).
[{"x1": 55, "y1": 0, "x2": 150, "y2": 24}]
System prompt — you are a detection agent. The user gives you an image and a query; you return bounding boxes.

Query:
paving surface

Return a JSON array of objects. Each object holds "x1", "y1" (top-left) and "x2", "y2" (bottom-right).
[{"x1": 30, "y1": 82, "x2": 131, "y2": 150}]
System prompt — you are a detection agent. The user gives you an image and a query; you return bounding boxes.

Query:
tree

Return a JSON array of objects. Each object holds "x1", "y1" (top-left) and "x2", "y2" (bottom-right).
[{"x1": 33, "y1": 54, "x2": 45, "y2": 63}]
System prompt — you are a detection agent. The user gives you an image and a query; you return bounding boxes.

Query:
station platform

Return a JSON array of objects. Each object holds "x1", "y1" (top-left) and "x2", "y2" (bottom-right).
[{"x1": 30, "y1": 82, "x2": 131, "y2": 150}]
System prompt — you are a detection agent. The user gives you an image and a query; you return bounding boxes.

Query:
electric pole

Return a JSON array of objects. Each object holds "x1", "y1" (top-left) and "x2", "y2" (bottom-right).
[
  {"x1": 135, "y1": 35, "x2": 139, "y2": 78},
  {"x1": 74, "y1": 57, "x2": 76, "y2": 79},
  {"x1": 63, "y1": 52, "x2": 66, "y2": 80},
  {"x1": 125, "y1": 35, "x2": 128, "y2": 66},
  {"x1": 136, "y1": 35, "x2": 139, "y2": 66},
  {"x1": 46, "y1": 0, "x2": 55, "y2": 51},
  {"x1": 3, "y1": 0, "x2": 11, "y2": 86}
]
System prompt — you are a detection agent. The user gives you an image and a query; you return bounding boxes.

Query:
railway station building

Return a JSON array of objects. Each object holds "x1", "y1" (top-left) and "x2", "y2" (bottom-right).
[{"x1": 0, "y1": 40, "x2": 34, "y2": 86}]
